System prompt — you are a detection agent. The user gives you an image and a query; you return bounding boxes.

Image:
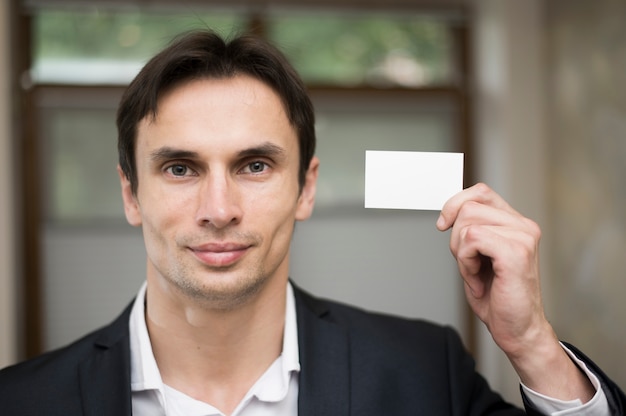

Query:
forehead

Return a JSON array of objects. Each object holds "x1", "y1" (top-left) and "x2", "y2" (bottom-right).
[
  {"x1": 155, "y1": 75, "x2": 286, "y2": 122},
  {"x1": 136, "y1": 75, "x2": 298, "y2": 154}
]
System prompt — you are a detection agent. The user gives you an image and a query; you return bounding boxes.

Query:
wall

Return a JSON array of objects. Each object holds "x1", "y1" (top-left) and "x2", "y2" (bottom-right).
[
  {"x1": 0, "y1": 1, "x2": 18, "y2": 367},
  {"x1": 547, "y1": 0, "x2": 626, "y2": 388},
  {"x1": 472, "y1": 0, "x2": 549, "y2": 406},
  {"x1": 473, "y1": 0, "x2": 626, "y2": 402}
]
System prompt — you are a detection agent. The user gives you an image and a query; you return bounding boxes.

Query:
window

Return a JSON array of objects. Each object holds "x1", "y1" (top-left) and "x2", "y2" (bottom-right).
[
  {"x1": 33, "y1": 8, "x2": 456, "y2": 87},
  {"x1": 33, "y1": 10, "x2": 245, "y2": 84},
  {"x1": 267, "y1": 12, "x2": 455, "y2": 87},
  {"x1": 23, "y1": 3, "x2": 472, "y2": 353},
  {"x1": 32, "y1": 7, "x2": 463, "y2": 222}
]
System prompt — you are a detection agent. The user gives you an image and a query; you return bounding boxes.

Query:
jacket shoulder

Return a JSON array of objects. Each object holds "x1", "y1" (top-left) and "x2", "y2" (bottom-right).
[
  {"x1": 292, "y1": 284, "x2": 525, "y2": 414},
  {"x1": 0, "y1": 301, "x2": 134, "y2": 415},
  {"x1": 295, "y1": 284, "x2": 458, "y2": 345}
]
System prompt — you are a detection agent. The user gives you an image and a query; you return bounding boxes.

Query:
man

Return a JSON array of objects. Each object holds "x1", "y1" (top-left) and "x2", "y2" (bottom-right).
[{"x1": 0, "y1": 30, "x2": 624, "y2": 415}]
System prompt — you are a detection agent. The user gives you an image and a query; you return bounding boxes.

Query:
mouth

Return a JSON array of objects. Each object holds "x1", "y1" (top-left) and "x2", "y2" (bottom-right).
[{"x1": 188, "y1": 242, "x2": 251, "y2": 268}]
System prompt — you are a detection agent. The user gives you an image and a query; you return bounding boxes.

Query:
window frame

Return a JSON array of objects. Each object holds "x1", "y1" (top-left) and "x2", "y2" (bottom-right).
[{"x1": 16, "y1": 3, "x2": 475, "y2": 357}]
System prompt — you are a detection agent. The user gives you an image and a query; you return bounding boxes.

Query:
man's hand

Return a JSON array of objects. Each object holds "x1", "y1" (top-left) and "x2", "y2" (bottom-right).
[{"x1": 437, "y1": 183, "x2": 595, "y2": 402}]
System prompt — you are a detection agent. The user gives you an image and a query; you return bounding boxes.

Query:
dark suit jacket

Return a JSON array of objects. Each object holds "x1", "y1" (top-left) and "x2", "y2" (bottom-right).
[{"x1": 0, "y1": 284, "x2": 624, "y2": 415}]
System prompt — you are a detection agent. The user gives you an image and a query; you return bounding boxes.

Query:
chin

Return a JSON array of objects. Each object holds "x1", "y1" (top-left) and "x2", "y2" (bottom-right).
[{"x1": 174, "y1": 273, "x2": 268, "y2": 310}]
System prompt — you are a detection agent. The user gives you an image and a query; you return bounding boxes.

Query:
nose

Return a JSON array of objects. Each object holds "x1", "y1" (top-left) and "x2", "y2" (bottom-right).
[{"x1": 195, "y1": 173, "x2": 243, "y2": 229}]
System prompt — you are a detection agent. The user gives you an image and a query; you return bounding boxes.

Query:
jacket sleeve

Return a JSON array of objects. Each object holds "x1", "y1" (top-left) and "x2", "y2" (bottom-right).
[
  {"x1": 445, "y1": 328, "x2": 626, "y2": 415},
  {"x1": 444, "y1": 327, "x2": 526, "y2": 415}
]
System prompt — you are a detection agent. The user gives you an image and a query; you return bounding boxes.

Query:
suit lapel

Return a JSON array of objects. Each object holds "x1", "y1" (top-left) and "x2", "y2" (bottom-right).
[
  {"x1": 78, "y1": 302, "x2": 134, "y2": 416},
  {"x1": 74, "y1": 289, "x2": 353, "y2": 416},
  {"x1": 294, "y1": 285, "x2": 351, "y2": 416}
]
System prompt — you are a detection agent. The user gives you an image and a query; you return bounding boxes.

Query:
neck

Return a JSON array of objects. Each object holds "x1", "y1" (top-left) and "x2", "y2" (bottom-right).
[{"x1": 145, "y1": 274, "x2": 288, "y2": 414}]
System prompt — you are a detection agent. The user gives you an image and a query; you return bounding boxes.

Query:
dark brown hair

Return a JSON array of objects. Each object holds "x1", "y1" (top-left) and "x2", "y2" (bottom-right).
[{"x1": 117, "y1": 30, "x2": 316, "y2": 194}]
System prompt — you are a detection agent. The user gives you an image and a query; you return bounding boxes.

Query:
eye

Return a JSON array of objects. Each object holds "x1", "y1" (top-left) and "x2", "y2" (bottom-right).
[
  {"x1": 242, "y1": 161, "x2": 269, "y2": 174},
  {"x1": 249, "y1": 161, "x2": 266, "y2": 173},
  {"x1": 165, "y1": 164, "x2": 191, "y2": 177}
]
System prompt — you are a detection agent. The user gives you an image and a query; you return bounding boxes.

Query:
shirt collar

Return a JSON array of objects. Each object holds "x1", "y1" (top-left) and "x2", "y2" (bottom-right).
[
  {"x1": 129, "y1": 281, "x2": 163, "y2": 394},
  {"x1": 250, "y1": 282, "x2": 300, "y2": 402},
  {"x1": 129, "y1": 281, "x2": 300, "y2": 403}
]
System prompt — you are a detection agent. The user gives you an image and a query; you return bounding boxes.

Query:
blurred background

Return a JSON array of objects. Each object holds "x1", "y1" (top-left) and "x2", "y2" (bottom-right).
[{"x1": 1, "y1": 0, "x2": 625, "y2": 406}]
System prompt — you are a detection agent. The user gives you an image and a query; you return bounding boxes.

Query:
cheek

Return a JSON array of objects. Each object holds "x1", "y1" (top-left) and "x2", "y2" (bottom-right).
[
  {"x1": 138, "y1": 180, "x2": 194, "y2": 219},
  {"x1": 137, "y1": 193, "x2": 189, "y2": 245},
  {"x1": 258, "y1": 207, "x2": 297, "y2": 268},
  {"x1": 243, "y1": 185, "x2": 299, "y2": 235},
  {"x1": 266, "y1": 201, "x2": 299, "y2": 249},
  {"x1": 140, "y1": 209, "x2": 171, "y2": 252},
  {"x1": 242, "y1": 173, "x2": 300, "y2": 210}
]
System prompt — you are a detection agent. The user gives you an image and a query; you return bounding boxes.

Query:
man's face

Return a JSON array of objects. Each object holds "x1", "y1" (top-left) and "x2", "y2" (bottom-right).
[{"x1": 118, "y1": 75, "x2": 318, "y2": 309}]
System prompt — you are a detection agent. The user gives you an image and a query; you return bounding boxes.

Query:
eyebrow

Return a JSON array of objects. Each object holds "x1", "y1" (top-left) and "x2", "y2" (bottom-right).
[
  {"x1": 150, "y1": 147, "x2": 200, "y2": 163},
  {"x1": 236, "y1": 142, "x2": 287, "y2": 160},
  {"x1": 149, "y1": 142, "x2": 287, "y2": 163}
]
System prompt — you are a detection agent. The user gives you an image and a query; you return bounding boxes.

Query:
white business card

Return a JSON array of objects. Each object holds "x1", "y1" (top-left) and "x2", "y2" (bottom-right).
[{"x1": 364, "y1": 150, "x2": 464, "y2": 211}]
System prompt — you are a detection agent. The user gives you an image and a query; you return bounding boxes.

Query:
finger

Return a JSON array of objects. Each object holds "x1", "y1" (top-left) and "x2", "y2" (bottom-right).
[
  {"x1": 457, "y1": 252, "x2": 493, "y2": 298},
  {"x1": 454, "y1": 225, "x2": 539, "y2": 295},
  {"x1": 437, "y1": 183, "x2": 518, "y2": 231},
  {"x1": 447, "y1": 202, "x2": 540, "y2": 256},
  {"x1": 454, "y1": 226, "x2": 499, "y2": 299}
]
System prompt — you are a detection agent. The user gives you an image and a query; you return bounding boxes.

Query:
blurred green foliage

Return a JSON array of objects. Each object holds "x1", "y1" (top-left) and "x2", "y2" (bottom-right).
[
  {"x1": 34, "y1": 9, "x2": 452, "y2": 86},
  {"x1": 35, "y1": 10, "x2": 244, "y2": 61},
  {"x1": 268, "y1": 14, "x2": 452, "y2": 86}
]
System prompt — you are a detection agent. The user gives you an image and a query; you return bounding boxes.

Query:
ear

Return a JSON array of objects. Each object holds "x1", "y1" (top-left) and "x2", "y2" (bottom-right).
[
  {"x1": 295, "y1": 156, "x2": 319, "y2": 221},
  {"x1": 117, "y1": 165, "x2": 142, "y2": 227}
]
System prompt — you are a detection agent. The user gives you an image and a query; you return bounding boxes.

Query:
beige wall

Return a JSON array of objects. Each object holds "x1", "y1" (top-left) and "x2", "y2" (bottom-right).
[
  {"x1": 473, "y1": 0, "x2": 626, "y2": 401},
  {"x1": 547, "y1": 0, "x2": 626, "y2": 388},
  {"x1": 0, "y1": 1, "x2": 18, "y2": 367},
  {"x1": 471, "y1": 0, "x2": 549, "y2": 405}
]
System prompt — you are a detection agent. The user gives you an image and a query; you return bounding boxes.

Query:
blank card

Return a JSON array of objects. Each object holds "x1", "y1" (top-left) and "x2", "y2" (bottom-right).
[{"x1": 364, "y1": 151, "x2": 464, "y2": 211}]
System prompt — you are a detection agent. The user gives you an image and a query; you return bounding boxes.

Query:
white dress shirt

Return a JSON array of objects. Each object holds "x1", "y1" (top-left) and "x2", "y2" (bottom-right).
[
  {"x1": 128, "y1": 281, "x2": 608, "y2": 415},
  {"x1": 130, "y1": 282, "x2": 299, "y2": 416}
]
